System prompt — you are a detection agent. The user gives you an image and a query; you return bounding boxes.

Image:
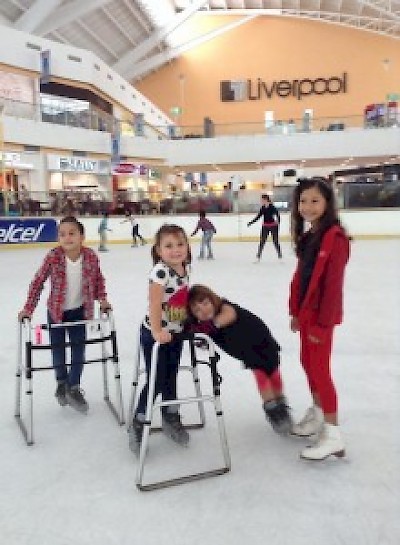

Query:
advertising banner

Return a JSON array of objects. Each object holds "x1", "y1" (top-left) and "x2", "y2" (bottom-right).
[
  {"x1": 111, "y1": 130, "x2": 120, "y2": 167},
  {"x1": 133, "y1": 113, "x2": 145, "y2": 137},
  {"x1": 40, "y1": 50, "x2": 51, "y2": 85},
  {"x1": 0, "y1": 218, "x2": 58, "y2": 245}
]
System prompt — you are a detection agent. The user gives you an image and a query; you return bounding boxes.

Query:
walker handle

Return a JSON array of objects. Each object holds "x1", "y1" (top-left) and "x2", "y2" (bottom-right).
[{"x1": 171, "y1": 332, "x2": 195, "y2": 343}]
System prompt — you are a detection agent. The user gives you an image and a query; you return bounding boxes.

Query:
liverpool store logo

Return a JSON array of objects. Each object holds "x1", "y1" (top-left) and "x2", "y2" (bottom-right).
[{"x1": 220, "y1": 72, "x2": 348, "y2": 101}]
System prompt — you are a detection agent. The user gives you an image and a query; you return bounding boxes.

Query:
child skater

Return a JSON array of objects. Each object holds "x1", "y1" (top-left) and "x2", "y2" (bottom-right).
[
  {"x1": 247, "y1": 194, "x2": 282, "y2": 262},
  {"x1": 18, "y1": 216, "x2": 111, "y2": 413},
  {"x1": 186, "y1": 284, "x2": 292, "y2": 435},
  {"x1": 128, "y1": 224, "x2": 192, "y2": 454},
  {"x1": 191, "y1": 210, "x2": 217, "y2": 260},
  {"x1": 98, "y1": 211, "x2": 112, "y2": 252},
  {"x1": 121, "y1": 210, "x2": 146, "y2": 247},
  {"x1": 289, "y1": 177, "x2": 350, "y2": 460}
]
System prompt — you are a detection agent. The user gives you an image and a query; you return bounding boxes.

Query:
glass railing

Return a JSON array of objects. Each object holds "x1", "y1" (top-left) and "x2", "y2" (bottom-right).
[
  {"x1": 1, "y1": 96, "x2": 114, "y2": 132},
  {"x1": 0, "y1": 189, "x2": 236, "y2": 217},
  {"x1": 2, "y1": 95, "x2": 399, "y2": 138},
  {"x1": 339, "y1": 181, "x2": 400, "y2": 208},
  {"x1": 1, "y1": 184, "x2": 399, "y2": 218},
  {"x1": 130, "y1": 114, "x2": 399, "y2": 139}
]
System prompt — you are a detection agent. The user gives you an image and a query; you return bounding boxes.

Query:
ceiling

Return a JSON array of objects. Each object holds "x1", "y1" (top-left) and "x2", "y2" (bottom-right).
[
  {"x1": 0, "y1": 0, "x2": 398, "y2": 174},
  {"x1": 0, "y1": 0, "x2": 399, "y2": 83}
]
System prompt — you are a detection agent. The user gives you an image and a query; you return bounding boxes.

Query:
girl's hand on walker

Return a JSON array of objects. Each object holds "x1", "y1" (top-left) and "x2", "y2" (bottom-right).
[
  {"x1": 154, "y1": 329, "x2": 172, "y2": 344},
  {"x1": 18, "y1": 310, "x2": 31, "y2": 322},
  {"x1": 100, "y1": 300, "x2": 112, "y2": 313}
]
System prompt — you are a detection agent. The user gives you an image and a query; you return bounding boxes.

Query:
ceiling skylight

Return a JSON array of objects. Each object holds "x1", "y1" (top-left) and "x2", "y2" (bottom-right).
[{"x1": 136, "y1": 0, "x2": 176, "y2": 29}]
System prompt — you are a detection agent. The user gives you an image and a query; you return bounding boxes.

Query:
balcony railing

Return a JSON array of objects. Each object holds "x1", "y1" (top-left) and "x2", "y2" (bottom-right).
[
  {"x1": 1, "y1": 96, "x2": 114, "y2": 132},
  {"x1": 1, "y1": 95, "x2": 399, "y2": 139}
]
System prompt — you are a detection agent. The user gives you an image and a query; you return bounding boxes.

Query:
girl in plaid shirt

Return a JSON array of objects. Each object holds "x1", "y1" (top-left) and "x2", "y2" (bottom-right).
[{"x1": 18, "y1": 216, "x2": 111, "y2": 412}]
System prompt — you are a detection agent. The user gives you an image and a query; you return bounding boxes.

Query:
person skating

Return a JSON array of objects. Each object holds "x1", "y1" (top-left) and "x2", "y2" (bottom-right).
[
  {"x1": 18, "y1": 216, "x2": 111, "y2": 413},
  {"x1": 248, "y1": 194, "x2": 282, "y2": 262},
  {"x1": 289, "y1": 177, "x2": 350, "y2": 460}
]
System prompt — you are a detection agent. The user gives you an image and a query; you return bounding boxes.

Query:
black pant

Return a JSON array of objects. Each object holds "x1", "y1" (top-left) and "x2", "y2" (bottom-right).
[
  {"x1": 136, "y1": 326, "x2": 183, "y2": 417},
  {"x1": 257, "y1": 225, "x2": 282, "y2": 258},
  {"x1": 132, "y1": 225, "x2": 145, "y2": 245}
]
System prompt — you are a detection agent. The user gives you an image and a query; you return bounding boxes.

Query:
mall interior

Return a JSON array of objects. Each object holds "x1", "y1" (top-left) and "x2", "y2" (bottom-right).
[
  {"x1": 0, "y1": 0, "x2": 399, "y2": 241},
  {"x1": 0, "y1": 4, "x2": 399, "y2": 545}
]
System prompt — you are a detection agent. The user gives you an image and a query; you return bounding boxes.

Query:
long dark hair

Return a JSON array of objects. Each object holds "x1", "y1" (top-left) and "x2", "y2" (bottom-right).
[
  {"x1": 151, "y1": 224, "x2": 192, "y2": 266},
  {"x1": 291, "y1": 177, "x2": 345, "y2": 256}
]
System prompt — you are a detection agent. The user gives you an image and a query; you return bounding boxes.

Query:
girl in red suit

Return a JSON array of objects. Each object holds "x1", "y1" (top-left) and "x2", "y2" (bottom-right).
[{"x1": 289, "y1": 177, "x2": 350, "y2": 460}]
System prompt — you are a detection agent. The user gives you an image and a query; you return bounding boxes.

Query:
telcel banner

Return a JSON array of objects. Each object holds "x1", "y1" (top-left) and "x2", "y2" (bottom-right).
[{"x1": 0, "y1": 219, "x2": 58, "y2": 245}]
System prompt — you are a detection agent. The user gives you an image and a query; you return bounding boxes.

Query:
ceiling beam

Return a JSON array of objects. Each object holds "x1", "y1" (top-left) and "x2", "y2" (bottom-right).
[
  {"x1": 121, "y1": 0, "x2": 152, "y2": 33},
  {"x1": 50, "y1": 30, "x2": 70, "y2": 45},
  {"x1": 35, "y1": 0, "x2": 112, "y2": 36},
  {"x1": 113, "y1": 0, "x2": 209, "y2": 73},
  {"x1": 14, "y1": 0, "x2": 63, "y2": 32},
  {"x1": 76, "y1": 19, "x2": 119, "y2": 60},
  {"x1": 135, "y1": 0, "x2": 175, "y2": 28},
  {"x1": 101, "y1": 6, "x2": 138, "y2": 47},
  {"x1": 350, "y1": 1, "x2": 400, "y2": 22},
  {"x1": 127, "y1": 15, "x2": 258, "y2": 81}
]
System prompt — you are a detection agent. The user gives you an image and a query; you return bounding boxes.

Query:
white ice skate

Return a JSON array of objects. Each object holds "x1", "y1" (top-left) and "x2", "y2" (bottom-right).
[
  {"x1": 291, "y1": 405, "x2": 324, "y2": 437},
  {"x1": 300, "y1": 423, "x2": 345, "y2": 461}
]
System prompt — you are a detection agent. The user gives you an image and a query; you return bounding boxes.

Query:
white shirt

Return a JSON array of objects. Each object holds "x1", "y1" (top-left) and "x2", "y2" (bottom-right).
[
  {"x1": 64, "y1": 256, "x2": 83, "y2": 310},
  {"x1": 143, "y1": 262, "x2": 189, "y2": 333}
]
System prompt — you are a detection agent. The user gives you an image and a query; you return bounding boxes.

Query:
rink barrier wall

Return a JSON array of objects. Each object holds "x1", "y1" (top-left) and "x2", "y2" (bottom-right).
[{"x1": 0, "y1": 210, "x2": 399, "y2": 247}]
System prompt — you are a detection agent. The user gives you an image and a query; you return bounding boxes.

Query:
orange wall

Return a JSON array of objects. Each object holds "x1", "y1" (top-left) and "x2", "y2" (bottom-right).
[{"x1": 135, "y1": 16, "x2": 400, "y2": 126}]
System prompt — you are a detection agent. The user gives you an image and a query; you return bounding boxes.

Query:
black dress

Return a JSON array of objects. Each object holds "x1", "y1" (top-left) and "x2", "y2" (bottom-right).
[{"x1": 212, "y1": 300, "x2": 281, "y2": 376}]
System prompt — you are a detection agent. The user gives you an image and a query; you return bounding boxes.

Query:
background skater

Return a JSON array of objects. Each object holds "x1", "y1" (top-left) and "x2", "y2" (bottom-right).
[{"x1": 248, "y1": 194, "x2": 282, "y2": 262}]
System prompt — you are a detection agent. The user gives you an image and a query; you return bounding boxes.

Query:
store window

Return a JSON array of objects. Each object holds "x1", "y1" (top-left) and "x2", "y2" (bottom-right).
[{"x1": 40, "y1": 93, "x2": 92, "y2": 129}]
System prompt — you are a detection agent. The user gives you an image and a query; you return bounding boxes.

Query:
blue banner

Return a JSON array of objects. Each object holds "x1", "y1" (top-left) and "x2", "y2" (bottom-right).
[
  {"x1": 199, "y1": 172, "x2": 207, "y2": 186},
  {"x1": 0, "y1": 218, "x2": 58, "y2": 244},
  {"x1": 40, "y1": 49, "x2": 51, "y2": 85},
  {"x1": 168, "y1": 125, "x2": 177, "y2": 138},
  {"x1": 111, "y1": 131, "x2": 120, "y2": 166},
  {"x1": 133, "y1": 113, "x2": 145, "y2": 137}
]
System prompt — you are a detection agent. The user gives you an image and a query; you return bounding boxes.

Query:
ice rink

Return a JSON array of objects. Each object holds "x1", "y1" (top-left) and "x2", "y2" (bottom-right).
[{"x1": 1, "y1": 238, "x2": 399, "y2": 545}]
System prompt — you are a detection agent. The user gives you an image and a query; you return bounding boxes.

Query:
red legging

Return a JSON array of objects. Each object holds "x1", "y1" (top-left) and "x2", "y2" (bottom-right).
[
  {"x1": 253, "y1": 368, "x2": 283, "y2": 394},
  {"x1": 299, "y1": 324, "x2": 337, "y2": 414}
]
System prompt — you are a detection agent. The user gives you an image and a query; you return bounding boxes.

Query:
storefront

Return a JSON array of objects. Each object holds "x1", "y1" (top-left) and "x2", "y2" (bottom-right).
[
  {"x1": 0, "y1": 152, "x2": 35, "y2": 191},
  {"x1": 0, "y1": 151, "x2": 44, "y2": 215},
  {"x1": 47, "y1": 154, "x2": 111, "y2": 195},
  {"x1": 112, "y1": 163, "x2": 164, "y2": 213},
  {"x1": 46, "y1": 154, "x2": 112, "y2": 215}
]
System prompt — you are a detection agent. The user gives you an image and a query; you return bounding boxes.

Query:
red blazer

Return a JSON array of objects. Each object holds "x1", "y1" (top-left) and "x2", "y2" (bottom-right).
[
  {"x1": 22, "y1": 246, "x2": 107, "y2": 323},
  {"x1": 289, "y1": 225, "x2": 350, "y2": 341}
]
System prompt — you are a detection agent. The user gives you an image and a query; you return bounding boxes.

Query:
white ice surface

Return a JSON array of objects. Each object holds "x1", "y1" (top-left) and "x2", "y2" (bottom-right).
[{"x1": 0, "y1": 239, "x2": 399, "y2": 545}]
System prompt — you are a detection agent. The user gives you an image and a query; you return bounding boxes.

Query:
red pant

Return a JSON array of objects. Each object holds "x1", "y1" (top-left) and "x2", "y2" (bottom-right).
[
  {"x1": 253, "y1": 368, "x2": 283, "y2": 394},
  {"x1": 299, "y1": 323, "x2": 337, "y2": 413}
]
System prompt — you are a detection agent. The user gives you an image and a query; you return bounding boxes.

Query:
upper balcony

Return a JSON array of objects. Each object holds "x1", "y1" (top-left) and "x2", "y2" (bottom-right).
[
  {"x1": 2, "y1": 95, "x2": 399, "y2": 170},
  {"x1": 119, "y1": 115, "x2": 400, "y2": 171}
]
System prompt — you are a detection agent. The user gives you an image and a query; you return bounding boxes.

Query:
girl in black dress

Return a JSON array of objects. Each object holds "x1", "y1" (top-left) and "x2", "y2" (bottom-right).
[{"x1": 186, "y1": 284, "x2": 292, "y2": 434}]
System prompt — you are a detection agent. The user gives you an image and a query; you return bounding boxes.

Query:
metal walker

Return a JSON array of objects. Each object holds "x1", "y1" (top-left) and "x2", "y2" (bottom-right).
[
  {"x1": 15, "y1": 311, "x2": 125, "y2": 446},
  {"x1": 129, "y1": 331, "x2": 231, "y2": 491}
]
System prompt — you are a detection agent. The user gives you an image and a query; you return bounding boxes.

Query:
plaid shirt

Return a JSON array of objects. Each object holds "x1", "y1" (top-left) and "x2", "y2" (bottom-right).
[{"x1": 22, "y1": 246, "x2": 107, "y2": 323}]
